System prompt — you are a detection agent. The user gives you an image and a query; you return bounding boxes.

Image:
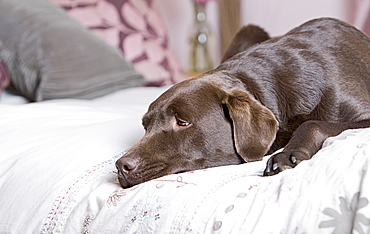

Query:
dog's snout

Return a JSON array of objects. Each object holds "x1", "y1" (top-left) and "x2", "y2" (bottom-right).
[{"x1": 116, "y1": 157, "x2": 140, "y2": 175}]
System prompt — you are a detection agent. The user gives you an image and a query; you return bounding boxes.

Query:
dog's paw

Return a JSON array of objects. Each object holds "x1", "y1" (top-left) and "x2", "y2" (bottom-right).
[{"x1": 263, "y1": 151, "x2": 307, "y2": 176}]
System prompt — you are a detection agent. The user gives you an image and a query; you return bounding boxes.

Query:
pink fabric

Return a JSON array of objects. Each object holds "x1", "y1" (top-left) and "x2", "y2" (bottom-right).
[
  {"x1": 359, "y1": 1, "x2": 370, "y2": 36},
  {"x1": 0, "y1": 60, "x2": 10, "y2": 93},
  {"x1": 352, "y1": 0, "x2": 370, "y2": 36},
  {"x1": 193, "y1": 0, "x2": 218, "y2": 7},
  {"x1": 50, "y1": 0, "x2": 185, "y2": 86}
]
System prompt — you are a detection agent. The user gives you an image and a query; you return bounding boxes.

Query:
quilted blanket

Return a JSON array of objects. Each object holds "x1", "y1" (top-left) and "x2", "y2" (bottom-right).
[{"x1": 0, "y1": 87, "x2": 370, "y2": 233}]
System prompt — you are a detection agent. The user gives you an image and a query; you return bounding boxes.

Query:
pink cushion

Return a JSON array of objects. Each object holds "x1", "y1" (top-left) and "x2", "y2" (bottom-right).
[
  {"x1": 50, "y1": 0, "x2": 185, "y2": 86},
  {"x1": 0, "y1": 60, "x2": 10, "y2": 94}
]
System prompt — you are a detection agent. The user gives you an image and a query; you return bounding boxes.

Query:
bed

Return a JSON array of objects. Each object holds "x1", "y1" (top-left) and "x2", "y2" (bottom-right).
[{"x1": 1, "y1": 0, "x2": 370, "y2": 233}]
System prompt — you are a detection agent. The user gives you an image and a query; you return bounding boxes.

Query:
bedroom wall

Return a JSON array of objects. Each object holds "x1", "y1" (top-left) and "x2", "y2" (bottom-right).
[
  {"x1": 155, "y1": 0, "x2": 360, "y2": 73},
  {"x1": 241, "y1": 0, "x2": 353, "y2": 36},
  {"x1": 154, "y1": 0, "x2": 220, "y2": 73}
]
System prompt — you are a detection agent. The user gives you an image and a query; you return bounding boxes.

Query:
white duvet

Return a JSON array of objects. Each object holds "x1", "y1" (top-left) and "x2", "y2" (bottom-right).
[{"x1": 1, "y1": 87, "x2": 370, "y2": 233}]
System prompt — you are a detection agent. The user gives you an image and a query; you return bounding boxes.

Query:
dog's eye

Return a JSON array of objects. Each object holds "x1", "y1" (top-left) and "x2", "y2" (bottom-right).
[
  {"x1": 174, "y1": 112, "x2": 192, "y2": 128},
  {"x1": 177, "y1": 119, "x2": 190, "y2": 127}
]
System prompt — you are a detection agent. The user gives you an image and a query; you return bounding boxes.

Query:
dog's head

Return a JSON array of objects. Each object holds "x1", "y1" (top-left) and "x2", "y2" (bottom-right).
[{"x1": 116, "y1": 73, "x2": 278, "y2": 188}]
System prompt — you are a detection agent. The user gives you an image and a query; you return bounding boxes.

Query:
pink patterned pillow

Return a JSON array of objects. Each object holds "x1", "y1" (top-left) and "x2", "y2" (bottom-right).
[
  {"x1": 0, "y1": 60, "x2": 10, "y2": 94},
  {"x1": 50, "y1": 0, "x2": 185, "y2": 86}
]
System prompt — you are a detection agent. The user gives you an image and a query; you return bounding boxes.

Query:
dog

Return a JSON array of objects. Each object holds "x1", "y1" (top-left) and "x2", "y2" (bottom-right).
[{"x1": 116, "y1": 18, "x2": 370, "y2": 188}]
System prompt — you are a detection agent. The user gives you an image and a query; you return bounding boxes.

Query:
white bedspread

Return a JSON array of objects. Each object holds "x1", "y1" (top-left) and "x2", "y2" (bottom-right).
[{"x1": 1, "y1": 87, "x2": 370, "y2": 233}]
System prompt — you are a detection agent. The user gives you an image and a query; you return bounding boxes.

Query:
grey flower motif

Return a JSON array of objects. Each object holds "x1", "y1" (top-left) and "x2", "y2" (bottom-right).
[{"x1": 319, "y1": 192, "x2": 370, "y2": 234}]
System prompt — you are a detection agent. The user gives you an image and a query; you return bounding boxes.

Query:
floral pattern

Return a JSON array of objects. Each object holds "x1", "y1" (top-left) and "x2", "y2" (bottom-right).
[
  {"x1": 212, "y1": 185, "x2": 258, "y2": 232},
  {"x1": 154, "y1": 175, "x2": 197, "y2": 189},
  {"x1": 41, "y1": 154, "x2": 122, "y2": 233},
  {"x1": 36, "y1": 128, "x2": 370, "y2": 233},
  {"x1": 102, "y1": 173, "x2": 199, "y2": 232},
  {"x1": 122, "y1": 198, "x2": 163, "y2": 233},
  {"x1": 50, "y1": 0, "x2": 185, "y2": 86},
  {"x1": 107, "y1": 186, "x2": 138, "y2": 207},
  {"x1": 319, "y1": 192, "x2": 370, "y2": 233},
  {"x1": 83, "y1": 214, "x2": 95, "y2": 234}
]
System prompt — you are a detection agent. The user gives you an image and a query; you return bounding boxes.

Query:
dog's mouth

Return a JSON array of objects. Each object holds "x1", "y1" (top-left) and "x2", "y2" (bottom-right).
[
  {"x1": 115, "y1": 171, "x2": 131, "y2": 188},
  {"x1": 116, "y1": 161, "x2": 172, "y2": 188},
  {"x1": 116, "y1": 162, "x2": 197, "y2": 189},
  {"x1": 116, "y1": 170, "x2": 145, "y2": 189},
  {"x1": 117, "y1": 173, "x2": 136, "y2": 189},
  {"x1": 117, "y1": 170, "x2": 171, "y2": 189}
]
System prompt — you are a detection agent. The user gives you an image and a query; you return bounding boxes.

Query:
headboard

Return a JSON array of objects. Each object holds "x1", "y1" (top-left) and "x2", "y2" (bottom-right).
[{"x1": 219, "y1": 0, "x2": 241, "y2": 55}]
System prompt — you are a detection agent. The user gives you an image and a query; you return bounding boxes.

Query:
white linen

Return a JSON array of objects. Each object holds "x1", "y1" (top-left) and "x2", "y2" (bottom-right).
[
  {"x1": 1, "y1": 86, "x2": 370, "y2": 233},
  {"x1": 0, "y1": 89, "x2": 28, "y2": 104}
]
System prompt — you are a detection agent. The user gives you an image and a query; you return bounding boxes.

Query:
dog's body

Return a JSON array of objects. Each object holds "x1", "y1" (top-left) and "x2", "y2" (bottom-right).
[{"x1": 116, "y1": 18, "x2": 370, "y2": 188}]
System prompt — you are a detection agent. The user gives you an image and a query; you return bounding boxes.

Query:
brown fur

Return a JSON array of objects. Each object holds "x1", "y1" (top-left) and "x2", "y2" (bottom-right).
[
  {"x1": 221, "y1": 24, "x2": 270, "y2": 62},
  {"x1": 116, "y1": 18, "x2": 370, "y2": 188}
]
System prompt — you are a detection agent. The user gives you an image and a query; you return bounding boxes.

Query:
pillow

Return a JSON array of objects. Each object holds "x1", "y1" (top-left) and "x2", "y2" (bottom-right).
[
  {"x1": 0, "y1": 0, "x2": 145, "y2": 101},
  {"x1": 0, "y1": 60, "x2": 10, "y2": 95},
  {"x1": 50, "y1": 0, "x2": 186, "y2": 86}
]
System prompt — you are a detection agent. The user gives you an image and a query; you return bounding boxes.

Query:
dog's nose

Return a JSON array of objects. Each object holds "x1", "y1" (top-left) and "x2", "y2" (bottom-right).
[{"x1": 116, "y1": 157, "x2": 139, "y2": 175}]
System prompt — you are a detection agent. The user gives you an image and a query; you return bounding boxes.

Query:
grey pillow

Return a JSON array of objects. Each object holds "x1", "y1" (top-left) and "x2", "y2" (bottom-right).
[{"x1": 0, "y1": 0, "x2": 145, "y2": 101}]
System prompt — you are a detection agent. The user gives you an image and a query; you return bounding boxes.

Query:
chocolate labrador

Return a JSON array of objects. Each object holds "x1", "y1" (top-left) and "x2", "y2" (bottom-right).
[{"x1": 116, "y1": 18, "x2": 370, "y2": 188}]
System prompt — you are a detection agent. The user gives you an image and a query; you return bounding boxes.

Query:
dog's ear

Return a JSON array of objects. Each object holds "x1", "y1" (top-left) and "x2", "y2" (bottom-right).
[
  {"x1": 222, "y1": 25, "x2": 270, "y2": 62},
  {"x1": 223, "y1": 91, "x2": 278, "y2": 162}
]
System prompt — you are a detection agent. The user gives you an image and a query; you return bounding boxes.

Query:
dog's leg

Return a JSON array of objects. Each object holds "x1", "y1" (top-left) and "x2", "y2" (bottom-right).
[{"x1": 263, "y1": 119, "x2": 370, "y2": 176}]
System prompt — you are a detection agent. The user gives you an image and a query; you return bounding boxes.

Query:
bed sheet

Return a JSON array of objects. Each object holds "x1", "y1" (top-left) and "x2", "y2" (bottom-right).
[
  {"x1": 1, "y1": 87, "x2": 370, "y2": 233},
  {"x1": 0, "y1": 89, "x2": 29, "y2": 104}
]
